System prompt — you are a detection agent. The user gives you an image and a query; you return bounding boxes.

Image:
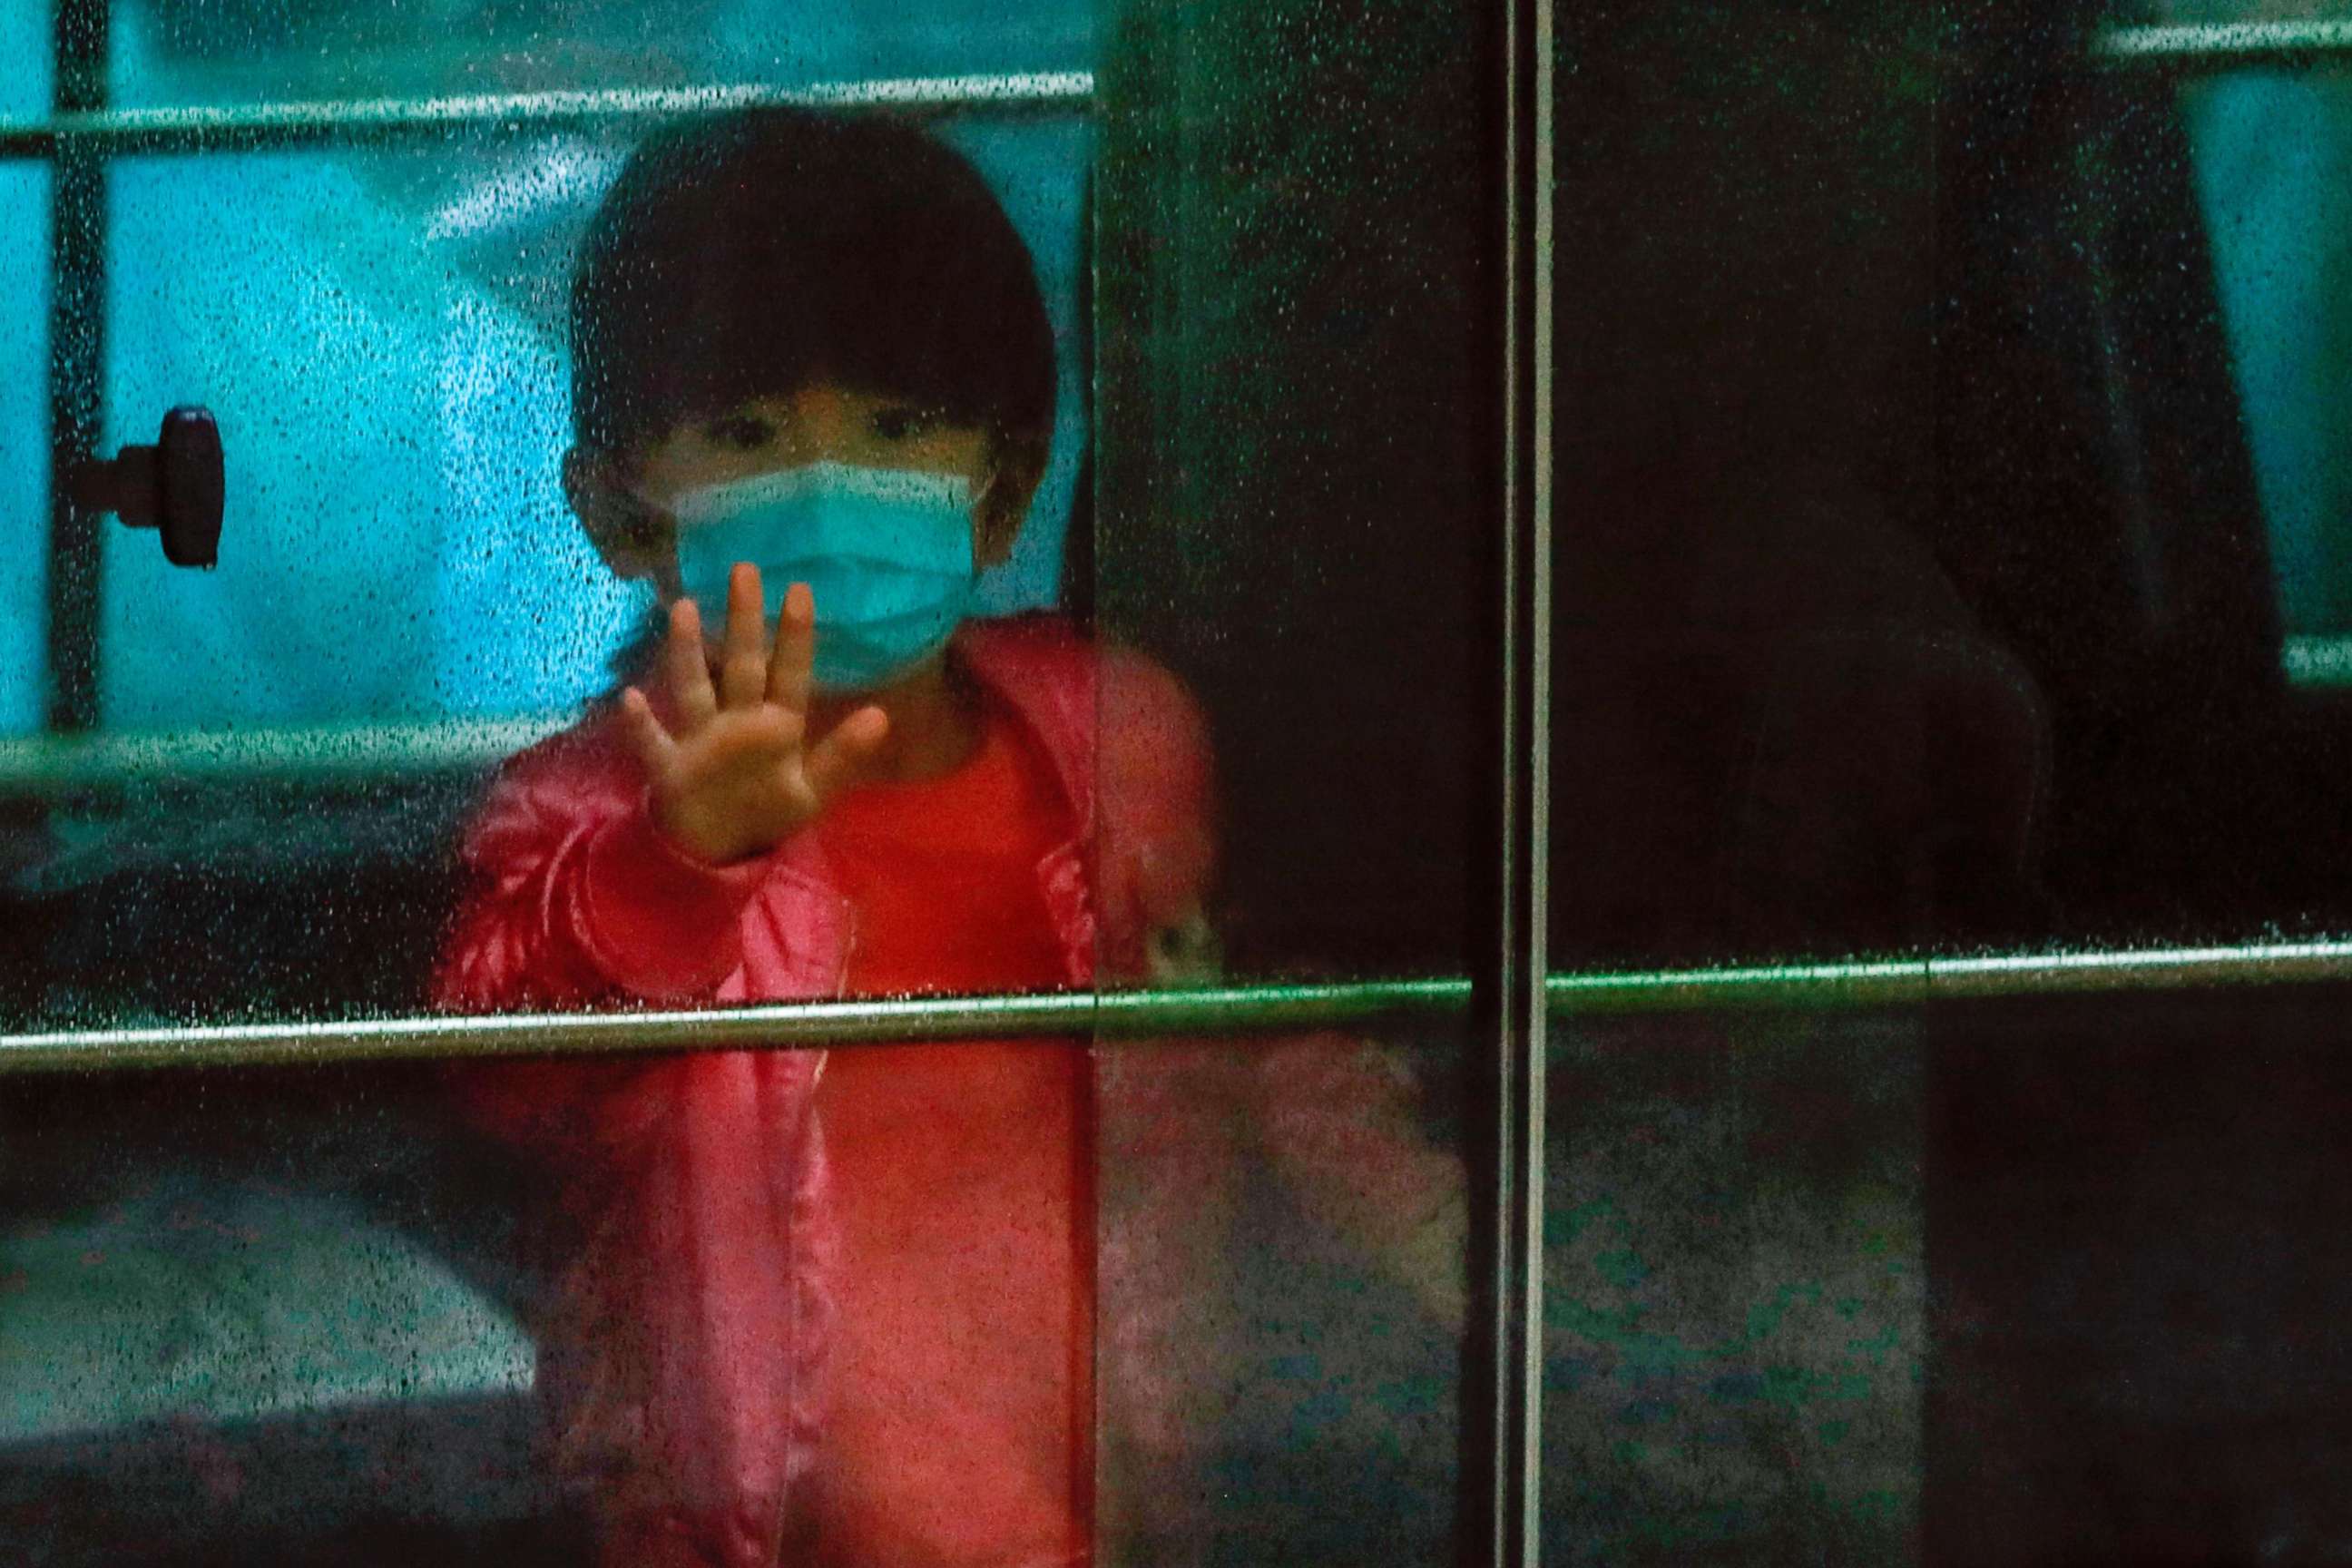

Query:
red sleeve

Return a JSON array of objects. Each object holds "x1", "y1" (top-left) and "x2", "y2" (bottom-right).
[{"x1": 430, "y1": 721, "x2": 782, "y2": 1154}]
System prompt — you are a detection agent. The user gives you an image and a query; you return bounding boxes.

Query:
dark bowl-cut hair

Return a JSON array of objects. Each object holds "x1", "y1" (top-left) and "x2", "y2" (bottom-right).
[{"x1": 570, "y1": 106, "x2": 1055, "y2": 463}]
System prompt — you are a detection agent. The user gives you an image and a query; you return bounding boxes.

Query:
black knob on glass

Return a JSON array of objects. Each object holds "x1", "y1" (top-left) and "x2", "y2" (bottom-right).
[{"x1": 70, "y1": 407, "x2": 224, "y2": 569}]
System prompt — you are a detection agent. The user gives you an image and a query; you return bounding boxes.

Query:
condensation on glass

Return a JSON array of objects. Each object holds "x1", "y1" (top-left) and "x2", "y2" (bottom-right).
[
  {"x1": 1, "y1": 0, "x2": 1482, "y2": 1563},
  {"x1": 1088, "y1": 0, "x2": 1490, "y2": 1557},
  {"x1": 0, "y1": 1059, "x2": 559, "y2": 1558},
  {"x1": 1544, "y1": 0, "x2": 2352, "y2": 1561},
  {"x1": 1550, "y1": 0, "x2": 2352, "y2": 966},
  {"x1": 0, "y1": 163, "x2": 47, "y2": 744},
  {"x1": 1539, "y1": 1003, "x2": 1923, "y2": 1563},
  {"x1": 1092, "y1": 0, "x2": 1498, "y2": 983}
]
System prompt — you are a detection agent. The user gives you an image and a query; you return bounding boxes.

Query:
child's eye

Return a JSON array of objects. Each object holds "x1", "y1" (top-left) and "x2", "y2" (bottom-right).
[
  {"x1": 706, "y1": 414, "x2": 777, "y2": 451},
  {"x1": 869, "y1": 405, "x2": 941, "y2": 442}
]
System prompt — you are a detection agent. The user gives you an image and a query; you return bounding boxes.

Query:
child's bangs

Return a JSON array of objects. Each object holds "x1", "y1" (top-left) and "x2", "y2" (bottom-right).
[
  {"x1": 572, "y1": 107, "x2": 1054, "y2": 456},
  {"x1": 639, "y1": 251, "x2": 1019, "y2": 436}
]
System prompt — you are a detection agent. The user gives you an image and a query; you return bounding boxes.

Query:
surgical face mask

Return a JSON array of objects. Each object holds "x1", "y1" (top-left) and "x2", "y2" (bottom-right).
[{"x1": 671, "y1": 461, "x2": 979, "y2": 693}]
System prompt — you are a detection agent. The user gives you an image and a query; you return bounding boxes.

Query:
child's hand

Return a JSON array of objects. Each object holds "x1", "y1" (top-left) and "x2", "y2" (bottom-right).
[{"x1": 619, "y1": 564, "x2": 890, "y2": 865}]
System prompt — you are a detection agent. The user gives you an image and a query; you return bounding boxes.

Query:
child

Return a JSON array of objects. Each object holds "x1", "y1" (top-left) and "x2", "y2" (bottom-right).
[{"x1": 436, "y1": 106, "x2": 1463, "y2": 1568}]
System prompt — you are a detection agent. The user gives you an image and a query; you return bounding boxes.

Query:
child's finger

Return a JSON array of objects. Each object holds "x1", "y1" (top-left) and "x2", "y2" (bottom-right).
[
  {"x1": 802, "y1": 705, "x2": 890, "y2": 804},
  {"x1": 766, "y1": 581, "x2": 815, "y2": 712},
  {"x1": 618, "y1": 686, "x2": 679, "y2": 774},
  {"x1": 666, "y1": 597, "x2": 719, "y2": 730},
  {"x1": 720, "y1": 563, "x2": 769, "y2": 710}
]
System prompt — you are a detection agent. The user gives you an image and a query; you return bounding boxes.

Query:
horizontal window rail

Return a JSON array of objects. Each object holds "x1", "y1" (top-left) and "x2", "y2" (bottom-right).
[
  {"x1": 0, "y1": 71, "x2": 1094, "y2": 158},
  {"x1": 0, "y1": 27, "x2": 2329, "y2": 162},
  {"x1": 0, "y1": 715, "x2": 573, "y2": 792},
  {"x1": 0, "y1": 980, "x2": 1472, "y2": 1074},
  {"x1": 2093, "y1": 21, "x2": 2352, "y2": 70},
  {"x1": 10, "y1": 940, "x2": 2352, "y2": 1074}
]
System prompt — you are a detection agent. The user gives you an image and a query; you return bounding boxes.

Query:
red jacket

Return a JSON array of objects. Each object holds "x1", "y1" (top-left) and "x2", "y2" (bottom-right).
[
  {"x1": 434, "y1": 614, "x2": 1217, "y2": 1564},
  {"x1": 434, "y1": 612, "x2": 1462, "y2": 1565}
]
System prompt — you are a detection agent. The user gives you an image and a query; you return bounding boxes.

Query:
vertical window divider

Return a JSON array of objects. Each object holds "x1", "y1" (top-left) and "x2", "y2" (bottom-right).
[
  {"x1": 1483, "y1": 0, "x2": 1551, "y2": 1557},
  {"x1": 45, "y1": 0, "x2": 108, "y2": 733}
]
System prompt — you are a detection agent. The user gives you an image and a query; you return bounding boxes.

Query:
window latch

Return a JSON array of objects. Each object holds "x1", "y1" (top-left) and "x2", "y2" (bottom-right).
[{"x1": 70, "y1": 406, "x2": 225, "y2": 569}]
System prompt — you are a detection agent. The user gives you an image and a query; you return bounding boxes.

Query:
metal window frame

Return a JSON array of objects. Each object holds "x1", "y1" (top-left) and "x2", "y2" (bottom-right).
[
  {"x1": 44, "y1": 0, "x2": 106, "y2": 733},
  {"x1": 14, "y1": 939, "x2": 2352, "y2": 1073},
  {"x1": 0, "y1": 72, "x2": 1100, "y2": 157},
  {"x1": 1487, "y1": 0, "x2": 1549, "y2": 1556}
]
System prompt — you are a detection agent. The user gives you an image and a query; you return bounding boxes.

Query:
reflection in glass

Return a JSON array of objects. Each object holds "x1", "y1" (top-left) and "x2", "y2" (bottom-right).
[
  {"x1": 0, "y1": 1062, "x2": 571, "y2": 1562},
  {"x1": 1084, "y1": 0, "x2": 1494, "y2": 1554},
  {"x1": 1927, "y1": 985, "x2": 2352, "y2": 1561},
  {"x1": 1553, "y1": 1, "x2": 2352, "y2": 959},
  {"x1": 9, "y1": 0, "x2": 1491, "y2": 1563},
  {"x1": 1093, "y1": 0, "x2": 1499, "y2": 981},
  {"x1": 1097, "y1": 1025, "x2": 1467, "y2": 1564},
  {"x1": 0, "y1": 111, "x2": 1085, "y2": 1033},
  {"x1": 1543, "y1": 1008, "x2": 1922, "y2": 1563},
  {"x1": 414, "y1": 103, "x2": 1268, "y2": 1567}
]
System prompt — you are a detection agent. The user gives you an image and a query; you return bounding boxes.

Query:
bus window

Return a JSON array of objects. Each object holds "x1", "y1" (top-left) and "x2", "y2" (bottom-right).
[
  {"x1": 1544, "y1": 2, "x2": 2352, "y2": 1560},
  {"x1": 1, "y1": 1, "x2": 1488, "y2": 1562}
]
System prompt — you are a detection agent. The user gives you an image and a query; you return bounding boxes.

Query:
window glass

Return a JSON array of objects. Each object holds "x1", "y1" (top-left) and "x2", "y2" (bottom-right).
[
  {"x1": 2, "y1": 1032, "x2": 1475, "y2": 1566},
  {"x1": 1555, "y1": 0, "x2": 2352, "y2": 960},
  {"x1": 0, "y1": 1061, "x2": 568, "y2": 1560},
  {"x1": 2161, "y1": 15, "x2": 2352, "y2": 652},
  {"x1": 97, "y1": 122, "x2": 1085, "y2": 731},
  {"x1": 1551, "y1": 0, "x2": 1953, "y2": 967},
  {"x1": 1541, "y1": 982, "x2": 2352, "y2": 1563},
  {"x1": 1926, "y1": 984, "x2": 2352, "y2": 1559},
  {"x1": 0, "y1": 164, "x2": 47, "y2": 737},
  {"x1": 1095, "y1": 1024, "x2": 1469, "y2": 1563},
  {"x1": 1548, "y1": 4, "x2": 2352, "y2": 1559},
  {"x1": 8, "y1": 0, "x2": 1493, "y2": 1558},
  {"x1": 1543, "y1": 1004, "x2": 1923, "y2": 1562},
  {"x1": 2157, "y1": 0, "x2": 2352, "y2": 685},
  {"x1": 0, "y1": 3, "x2": 51, "y2": 120},
  {"x1": 2181, "y1": 65, "x2": 2352, "y2": 652},
  {"x1": 1093, "y1": 0, "x2": 1497, "y2": 981},
  {"x1": 103, "y1": 146, "x2": 637, "y2": 729},
  {"x1": 1087, "y1": 0, "x2": 1489, "y2": 1549}
]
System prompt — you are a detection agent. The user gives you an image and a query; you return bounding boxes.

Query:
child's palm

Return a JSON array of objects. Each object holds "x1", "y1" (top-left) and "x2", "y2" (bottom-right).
[{"x1": 621, "y1": 565, "x2": 889, "y2": 865}]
